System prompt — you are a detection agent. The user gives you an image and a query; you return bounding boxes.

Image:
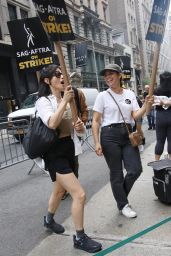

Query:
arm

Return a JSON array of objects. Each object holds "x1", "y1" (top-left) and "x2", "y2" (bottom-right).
[
  {"x1": 132, "y1": 95, "x2": 154, "y2": 120},
  {"x1": 48, "y1": 86, "x2": 74, "y2": 129},
  {"x1": 92, "y1": 111, "x2": 103, "y2": 156}
]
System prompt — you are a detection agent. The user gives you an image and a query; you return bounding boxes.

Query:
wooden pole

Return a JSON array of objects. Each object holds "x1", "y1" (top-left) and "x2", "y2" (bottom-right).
[
  {"x1": 146, "y1": 42, "x2": 161, "y2": 113},
  {"x1": 54, "y1": 41, "x2": 78, "y2": 123}
]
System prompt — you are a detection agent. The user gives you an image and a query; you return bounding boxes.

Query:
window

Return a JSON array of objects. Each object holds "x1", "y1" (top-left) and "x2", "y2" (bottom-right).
[
  {"x1": 92, "y1": 26, "x2": 95, "y2": 41},
  {"x1": 8, "y1": 4, "x2": 17, "y2": 20},
  {"x1": 94, "y1": 0, "x2": 98, "y2": 13},
  {"x1": 80, "y1": 0, "x2": 83, "y2": 4},
  {"x1": 67, "y1": 44, "x2": 73, "y2": 70},
  {"x1": 83, "y1": 23, "x2": 88, "y2": 38},
  {"x1": 88, "y1": 0, "x2": 90, "y2": 8},
  {"x1": 0, "y1": 26, "x2": 2, "y2": 40},
  {"x1": 20, "y1": 9, "x2": 28, "y2": 19},
  {"x1": 103, "y1": 6, "x2": 107, "y2": 21},
  {"x1": 106, "y1": 32, "x2": 110, "y2": 46},
  {"x1": 74, "y1": 16, "x2": 79, "y2": 34}
]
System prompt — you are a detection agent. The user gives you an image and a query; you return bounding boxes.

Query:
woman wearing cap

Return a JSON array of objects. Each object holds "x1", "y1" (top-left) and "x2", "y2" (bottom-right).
[
  {"x1": 35, "y1": 64, "x2": 102, "y2": 253},
  {"x1": 92, "y1": 64, "x2": 153, "y2": 218}
]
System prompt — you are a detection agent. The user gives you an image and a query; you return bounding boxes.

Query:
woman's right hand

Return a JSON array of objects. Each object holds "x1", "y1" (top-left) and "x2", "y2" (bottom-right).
[
  {"x1": 63, "y1": 85, "x2": 74, "y2": 103},
  {"x1": 95, "y1": 142, "x2": 103, "y2": 156}
]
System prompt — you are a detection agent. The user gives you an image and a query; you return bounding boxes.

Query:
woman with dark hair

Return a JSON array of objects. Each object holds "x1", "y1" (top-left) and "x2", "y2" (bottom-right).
[
  {"x1": 154, "y1": 71, "x2": 171, "y2": 160},
  {"x1": 35, "y1": 64, "x2": 102, "y2": 253},
  {"x1": 92, "y1": 64, "x2": 153, "y2": 218}
]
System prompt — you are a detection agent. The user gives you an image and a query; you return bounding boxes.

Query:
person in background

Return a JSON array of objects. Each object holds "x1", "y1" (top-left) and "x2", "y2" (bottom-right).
[
  {"x1": 143, "y1": 85, "x2": 155, "y2": 130},
  {"x1": 92, "y1": 64, "x2": 153, "y2": 218},
  {"x1": 154, "y1": 71, "x2": 171, "y2": 160},
  {"x1": 62, "y1": 87, "x2": 88, "y2": 200},
  {"x1": 35, "y1": 64, "x2": 102, "y2": 253}
]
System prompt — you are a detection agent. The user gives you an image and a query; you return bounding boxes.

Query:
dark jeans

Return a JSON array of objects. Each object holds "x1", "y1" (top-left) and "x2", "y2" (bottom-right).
[
  {"x1": 147, "y1": 108, "x2": 155, "y2": 129},
  {"x1": 101, "y1": 124, "x2": 142, "y2": 210}
]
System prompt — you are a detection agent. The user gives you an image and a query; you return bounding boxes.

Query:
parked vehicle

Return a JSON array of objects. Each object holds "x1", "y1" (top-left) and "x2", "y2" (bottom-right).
[
  {"x1": 7, "y1": 88, "x2": 99, "y2": 141},
  {"x1": 7, "y1": 93, "x2": 38, "y2": 141}
]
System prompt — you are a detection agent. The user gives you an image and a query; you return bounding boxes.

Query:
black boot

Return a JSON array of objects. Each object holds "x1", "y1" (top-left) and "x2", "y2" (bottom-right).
[{"x1": 44, "y1": 216, "x2": 65, "y2": 234}]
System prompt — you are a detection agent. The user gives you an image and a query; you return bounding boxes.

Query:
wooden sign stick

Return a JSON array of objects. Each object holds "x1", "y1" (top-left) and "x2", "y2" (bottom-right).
[
  {"x1": 146, "y1": 42, "x2": 161, "y2": 114},
  {"x1": 54, "y1": 41, "x2": 78, "y2": 123}
]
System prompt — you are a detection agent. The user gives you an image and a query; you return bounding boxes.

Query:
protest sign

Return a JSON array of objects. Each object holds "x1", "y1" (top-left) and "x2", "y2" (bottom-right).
[
  {"x1": 114, "y1": 56, "x2": 131, "y2": 80},
  {"x1": 32, "y1": 0, "x2": 75, "y2": 41},
  {"x1": 7, "y1": 17, "x2": 53, "y2": 71},
  {"x1": 146, "y1": 0, "x2": 170, "y2": 43}
]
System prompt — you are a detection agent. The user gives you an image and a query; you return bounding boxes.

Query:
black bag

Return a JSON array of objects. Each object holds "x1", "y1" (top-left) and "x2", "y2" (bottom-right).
[
  {"x1": 23, "y1": 117, "x2": 59, "y2": 159},
  {"x1": 148, "y1": 159, "x2": 171, "y2": 204}
]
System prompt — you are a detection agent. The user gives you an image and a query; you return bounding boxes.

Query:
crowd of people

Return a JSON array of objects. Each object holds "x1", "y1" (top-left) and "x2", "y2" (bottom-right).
[{"x1": 32, "y1": 63, "x2": 171, "y2": 253}]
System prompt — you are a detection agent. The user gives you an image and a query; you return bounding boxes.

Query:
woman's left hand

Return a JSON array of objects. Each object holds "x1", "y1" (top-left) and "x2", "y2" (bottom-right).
[
  {"x1": 73, "y1": 118, "x2": 85, "y2": 132},
  {"x1": 145, "y1": 95, "x2": 154, "y2": 105}
]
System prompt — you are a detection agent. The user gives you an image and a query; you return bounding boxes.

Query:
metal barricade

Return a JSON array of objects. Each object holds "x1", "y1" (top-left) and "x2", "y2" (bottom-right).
[
  {"x1": 81, "y1": 109, "x2": 95, "y2": 151},
  {"x1": 0, "y1": 119, "x2": 29, "y2": 169}
]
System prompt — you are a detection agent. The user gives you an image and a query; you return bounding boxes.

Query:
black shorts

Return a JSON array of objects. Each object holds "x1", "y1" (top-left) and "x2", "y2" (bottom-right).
[{"x1": 44, "y1": 136, "x2": 75, "y2": 182}]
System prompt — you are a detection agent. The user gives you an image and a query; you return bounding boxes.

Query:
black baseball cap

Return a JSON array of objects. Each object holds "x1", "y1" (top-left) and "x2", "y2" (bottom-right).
[{"x1": 100, "y1": 64, "x2": 122, "y2": 76}]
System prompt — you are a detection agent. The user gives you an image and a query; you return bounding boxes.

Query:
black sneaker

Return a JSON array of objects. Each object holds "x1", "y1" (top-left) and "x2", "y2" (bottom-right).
[
  {"x1": 44, "y1": 216, "x2": 65, "y2": 234},
  {"x1": 73, "y1": 234, "x2": 102, "y2": 253}
]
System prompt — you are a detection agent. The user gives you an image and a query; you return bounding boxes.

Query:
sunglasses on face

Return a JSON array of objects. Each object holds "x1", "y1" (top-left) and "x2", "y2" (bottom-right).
[{"x1": 54, "y1": 71, "x2": 62, "y2": 78}]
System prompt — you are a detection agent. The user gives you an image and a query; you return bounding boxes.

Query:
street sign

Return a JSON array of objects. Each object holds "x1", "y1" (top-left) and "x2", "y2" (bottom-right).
[
  {"x1": 7, "y1": 17, "x2": 53, "y2": 72},
  {"x1": 146, "y1": 0, "x2": 170, "y2": 43},
  {"x1": 32, "y1": 0, "x2": 75, "y2": 41}
]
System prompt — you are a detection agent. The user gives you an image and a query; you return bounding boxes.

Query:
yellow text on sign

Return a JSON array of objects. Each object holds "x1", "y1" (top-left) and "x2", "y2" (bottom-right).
[
  {"x1": 42, "y1": 22, "x2": 71, "y2": 34},
  {"x1": 19, "y1": 57, "x2": 53, "y2": 69},
  {"x1": 149, "y1": 23, "x2": 164, "y2": 35}
]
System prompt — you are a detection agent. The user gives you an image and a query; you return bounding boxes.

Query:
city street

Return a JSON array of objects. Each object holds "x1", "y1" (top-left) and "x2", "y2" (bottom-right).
[{"x1": 0, "y1": 122, "x2": 157, "y2": 256}]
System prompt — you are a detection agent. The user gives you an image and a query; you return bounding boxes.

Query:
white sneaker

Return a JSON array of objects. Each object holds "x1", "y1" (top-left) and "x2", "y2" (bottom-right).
[{"x1": 121, "y1": 204, "x2": 137, "y2": 218}]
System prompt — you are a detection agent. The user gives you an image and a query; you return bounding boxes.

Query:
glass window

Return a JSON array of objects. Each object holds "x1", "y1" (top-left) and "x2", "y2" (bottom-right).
[
  {"x1": 88, "y1": 0, "x2": 90, "y2": 8},
  {"x1": 67, "y1": 44, "x2": 73, "y2": 70},
  {"x1": 83, "y1": 23, "x2": 88, "y2": 38},
  {"x1": 103, "y1": 6, "x2": 106, "y2": 21},
  {"x1": 21, "y1": 93, "x2": 38, "y2": 109},
  {"x1": 20, "y1": 9, "x2": 28, "y2": 19},
  {"x1": 8, "y1": 4, "x2": 17, "y2": 20},
  {"x1": 74, "y1": 16, "x2": 79, "y2": 34},
  {"x1": 94, "y1": 0, "x2": 98, "y2": 13}
]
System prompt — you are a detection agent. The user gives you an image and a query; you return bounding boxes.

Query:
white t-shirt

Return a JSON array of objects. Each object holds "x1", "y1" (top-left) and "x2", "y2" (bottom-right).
[
  {"x1": 93, "y1": 88, "x2": 139, "y2": 127},
  {"x1": 35, "y1": 95, "x2": 83, "y2": 156}
]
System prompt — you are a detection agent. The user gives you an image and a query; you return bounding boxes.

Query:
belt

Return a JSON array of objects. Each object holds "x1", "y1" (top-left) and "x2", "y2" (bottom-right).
[{"x1": 104, "y1": 123, "x2": 131, "y2": 128}]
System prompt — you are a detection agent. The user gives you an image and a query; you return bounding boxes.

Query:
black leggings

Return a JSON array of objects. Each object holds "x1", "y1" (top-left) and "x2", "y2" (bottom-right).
[{"x1": 155, "y1": 110, "x2": 171, "y2": 155}]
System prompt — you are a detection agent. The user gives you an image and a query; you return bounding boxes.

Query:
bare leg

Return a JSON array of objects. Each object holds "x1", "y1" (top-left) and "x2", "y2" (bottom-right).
[
  {"x1": 48, "y1": 177, "x2": 66, "y2": 214},
  {"x1": 155, "y1": 154, "x2": 161, "y2": 161},
  {"x1": 57, "y1": 172, "x2": 86, "y2": 231}
]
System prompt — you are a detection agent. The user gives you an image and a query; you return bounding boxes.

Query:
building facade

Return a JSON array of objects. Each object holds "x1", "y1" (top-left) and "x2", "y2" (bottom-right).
[
  {"x1": 109, "y1": 0, "x2": 142, "y2": 91},
  {"x1": 0, "y1": 0, "x2": 123, "y2": 116},
  {"x1": 0, "y1": 0, "x2": 38, "y2": 116}
]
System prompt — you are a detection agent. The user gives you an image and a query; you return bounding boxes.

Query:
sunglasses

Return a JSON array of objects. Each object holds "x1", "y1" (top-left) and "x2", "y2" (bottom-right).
[{"x1": 54, "y1": 71, "x2": 62, "y2": 78}]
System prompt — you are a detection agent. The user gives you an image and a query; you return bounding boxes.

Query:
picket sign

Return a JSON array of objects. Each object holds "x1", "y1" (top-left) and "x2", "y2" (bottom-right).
[
  {"x1": 54, "y1": 40, "x2": 78, "y2": 123},
  {"x1": 32, "y1": 0, "x2": 78, "y2": 123},
  {"x1": 145, "y1": 0, "x2": 170, "y2": 114}
]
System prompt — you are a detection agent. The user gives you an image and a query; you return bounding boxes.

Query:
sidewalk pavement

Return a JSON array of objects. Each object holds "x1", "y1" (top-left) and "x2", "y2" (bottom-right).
[{"x1": 26, "y1": 142, "x2": 171, "y2": 256}]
